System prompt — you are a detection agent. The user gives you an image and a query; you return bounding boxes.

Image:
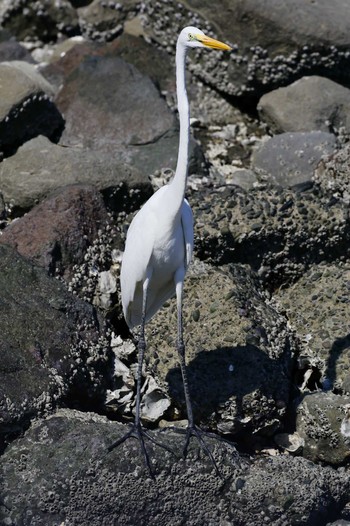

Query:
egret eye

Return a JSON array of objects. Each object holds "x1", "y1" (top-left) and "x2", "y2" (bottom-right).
[{"x1": 188, "y1": 33, "x2": 195, "y2": 41}]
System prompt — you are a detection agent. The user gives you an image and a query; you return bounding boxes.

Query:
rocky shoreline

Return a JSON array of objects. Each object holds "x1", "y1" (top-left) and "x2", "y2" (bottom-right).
[{"x1": 0, "y1": 1, "x2": 350, "y2": 525}]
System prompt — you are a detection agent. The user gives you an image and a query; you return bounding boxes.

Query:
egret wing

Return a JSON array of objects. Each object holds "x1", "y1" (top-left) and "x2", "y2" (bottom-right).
[
  {"x1": 181, "y1": 198, "x2": 194, "y2": 269},
  {"x1": 120, "y1": 187, "x2": 167, "y2": 327}
]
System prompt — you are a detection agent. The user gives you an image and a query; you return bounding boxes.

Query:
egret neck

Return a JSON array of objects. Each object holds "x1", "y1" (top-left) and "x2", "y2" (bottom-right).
[{"x1": 169, "y1": 40, "x2": 190, "y2": 216}]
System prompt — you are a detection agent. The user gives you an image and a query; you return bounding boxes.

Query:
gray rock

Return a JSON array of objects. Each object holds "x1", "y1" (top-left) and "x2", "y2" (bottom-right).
[
  {"x1": 251, "y1": 131, "x2": 337, "y2": 188},
  {"x1": 258, "y1": 76, "x2": 350, "y2": 134},
  {"x1": 0, "y1": 39, "x2": 35, "y2": 63},
  {"x1": 296, "y1": 392, "x2": 350, "y2": 466},
  {"x1": 0, "y1": 61, "x2": 64, "y2": 157},
  {"x1": 41, "y1": 32, "x2": 174, "y2": 95},
  {"x1": 276, "y1": 262, "x2": 350, "y2": 394},
  {"x1": 0, "y1": 135, "x2": 153, "y2": 212},
  {"x1": 327, "y1": 522, "x2": 350, "y2": 526},
  {"x1": 0, "y1": 184, "x2": 113, "y2": 279},
  {"x1": 0, "y1": 244, "x2": 111, "y2": 437},
  {"x1": 1, "y1": 408, "x2": 349, "y2": 525},
  {"x1": 55, "y1": 54, "x2": 200, "y2": 178},
  {"x1": 146, "y1": 262, "x2": 296, "y2": 437},
  {"x1": 226, "y1": 168, "x2": 259, "y2": 190},
  {"x1": 327, "y1": 519, "x2": 350, "y2": 526},
  {"x1": 56, "y1": 54, "x2": 173, "y2": 149},
  {"x1": 0, "y1": 0, "x2": 79, "y2": 43}
]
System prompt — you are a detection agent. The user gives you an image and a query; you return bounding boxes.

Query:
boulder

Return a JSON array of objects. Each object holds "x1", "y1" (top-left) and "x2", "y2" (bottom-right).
[
  {"x1": 146, "y1": 262, "x2": 296, "y2": 437},
  {"x1": 296, "y1": 392, "x2": 350, "y2": 465},
  {"x1": 251, "y1": 131, "x2": 337, "y2": 188},
  {"x1": 78, "y1": 0, "x2": 140, "y2": 41},
  {"x1": 258, "y1": 76, "x2": 350, "y2": 134},
  {"x1": 0, "y1": 0, "x2": 79, "y2": 43},
  {"x1": 0, "y1": 62, "x2": 64, "y2": 157},
  {"x1": 314, "y1": 143, "x2": 350, "y2": 204},
  {"x1": 142, "y1": 0, "x2": 350, "y2": 96},
  {"x1": 0, "y1": 135, "x2": 153, "y2": 213},
  {"x1": 0, "y1": 244, "x2": 112, "y2": 438},
  {"x1": 1, "y1": 408, "x2": 349, "y2": 525},
  {"x1": 276, "y1": 262, "x2": 350, "y2": 394},
  {"x1": 0, "y1": 184, "x2": 112, "y2": 279},
  {"x1": 190, "y1": 182, "x2": 350, "y2": 287}
]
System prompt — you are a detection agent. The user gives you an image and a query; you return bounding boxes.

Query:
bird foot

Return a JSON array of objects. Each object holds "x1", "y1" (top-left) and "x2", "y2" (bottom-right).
[
  {"x1": 108, "y1": 422, "x2": 175, "y2": 477},
  {"x1": 173, "y1": 424, "x2": 228, "y2": 478}
]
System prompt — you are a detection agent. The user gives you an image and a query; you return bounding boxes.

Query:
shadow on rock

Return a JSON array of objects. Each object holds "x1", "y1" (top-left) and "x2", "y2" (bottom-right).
[
  {"x1": 324, "y1": 333, "x2": 350, "y2": 392},
  {"x1": 166, "y1": 344, "x2": 292, "y2": 434}
]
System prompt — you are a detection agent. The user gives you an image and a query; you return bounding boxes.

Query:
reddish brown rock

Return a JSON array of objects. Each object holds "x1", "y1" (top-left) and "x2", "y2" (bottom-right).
[{"x1": 0, "y1": 184, "x2": 111, "y2": 278}]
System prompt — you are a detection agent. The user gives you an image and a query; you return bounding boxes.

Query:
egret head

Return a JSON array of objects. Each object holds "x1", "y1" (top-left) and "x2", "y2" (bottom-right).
[{"x1": 179, "y1": 26, "x2": 232, "y2": 51}]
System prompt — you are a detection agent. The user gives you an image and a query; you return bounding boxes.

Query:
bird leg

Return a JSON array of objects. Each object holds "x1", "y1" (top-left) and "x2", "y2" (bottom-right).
[
  {"x1": 175, "y1": 278, "x2": 223, "y2": 477},
  {"x1": 108, "y1": 277, "x2": 174, "y2": 476}
]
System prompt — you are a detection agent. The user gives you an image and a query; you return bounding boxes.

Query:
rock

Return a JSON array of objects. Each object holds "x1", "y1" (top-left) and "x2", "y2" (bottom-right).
[
  {"x1": 327, "y1": 522, "x2": 350, "y2": 526},
  {"x1": 0, "y1": 0, "x2": 79, "y2": 43},
  {"x1": 146, "y1": 262, "x2": 296, "y2": 437},
  {"x1": 0, "y1": 244, "x2": 111, "y2": 438},
  {"x1": 296, "y1": 392, "x2": 350, "y2": 465},
  {"x1": 191, "y1": 182, "x2": 350, "y2": 287},
  {"x1": 258, "y1": 76, "x2": 350, "y2": 134},
  {"x1": 0, "y1": 192, "x2": 5, "y2": 226},
  {"x1": 0, "y1": 135, "x2": 153, "y2": 213},
  {"x1": 78, "y1": 0, "x2": 140, "y2": 41},
  {"x1": 1, "y1": 408, "x2": 349, "y2": 525},
  {"x1": 226, "y1": 168, "x2": 259, "y2": 190},
  {"x1": 55, "y1": 53, "x2": 196, "y2": 177},
  {"x1": 274, "y1": 431, "x2": 304, "y2": 454},
  {"x1": 0, "y1": 184, "x2": 112, "y2": 279},
  {"x1": 314, "y1": 143, "x2": 350, "y2": 204},
  {"x1": 251, "y1": 131, "x2": 337, "y2": 188},
  {"x1": 142, "y1": 0, "x2": 350, "y2": 97},
  {"x1": 276, "y1": 262, "x2": 350, "y2": 394},
  {"x1": 0, "y1": 61, "x2": 64, "y2": 157},
  {"x1": 56, "y1": 53, "x2": 174, "y2": 151},
  {"x1": 41, "y1": 31, "x2": 175, "y2": 93},
  {"x1": 0, "y1": 38, "x2": 35, "y2": 63}
]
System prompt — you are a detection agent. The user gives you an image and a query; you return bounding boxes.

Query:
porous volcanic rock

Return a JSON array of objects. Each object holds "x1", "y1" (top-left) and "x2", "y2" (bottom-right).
[
  {"x1": 1, "y1": 409, "x2": 349, "y2": 526},
  {"x1": 296, "y1": 392, "x2": 350, "y2": 466},
  {"x1": 276, "y1": 262, "x2": 350, "y2": 394},
  {"x1": 314, "y1": 142, "x2": 350, "y2": 204},
  {"x1": 190, "y1": 183, "x2": 350, "y2": 287},
  {"x1": 146, "y1": 262, "x2": 296, "y2": 437}
]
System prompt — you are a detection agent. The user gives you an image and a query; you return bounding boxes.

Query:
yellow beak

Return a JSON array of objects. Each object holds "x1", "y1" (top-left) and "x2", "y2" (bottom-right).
[{"x1": 196, "y1": 34, "x2": 232, "y2": 51}]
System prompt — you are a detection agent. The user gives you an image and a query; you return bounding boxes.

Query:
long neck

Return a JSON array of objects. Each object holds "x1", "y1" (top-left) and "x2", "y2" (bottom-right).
[{"x1": 169, "y1": 41, "x2": 190, "y2": 210}]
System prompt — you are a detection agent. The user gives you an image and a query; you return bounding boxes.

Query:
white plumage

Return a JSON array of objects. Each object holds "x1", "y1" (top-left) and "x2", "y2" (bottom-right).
[{"x1": 109, "y1": 26, "x2": 232, "y2": 476}]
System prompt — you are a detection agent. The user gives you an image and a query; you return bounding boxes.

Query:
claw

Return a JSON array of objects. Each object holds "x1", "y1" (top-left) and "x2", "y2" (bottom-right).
[
  {"x1": 108, "y1": 423, "x2": 175, "y2": 477},
  {"x1": 172, "y1": 425, "x2": 235, "y2": 478}
]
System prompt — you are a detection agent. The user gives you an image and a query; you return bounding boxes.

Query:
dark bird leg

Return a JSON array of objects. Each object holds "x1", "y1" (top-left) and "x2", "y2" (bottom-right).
[
  {"x1": 175, "y1": 278, "x2": 222, "y2": 477},
  {"x1": 108, "y1": 276, "x2": 174, "y2": 476}
]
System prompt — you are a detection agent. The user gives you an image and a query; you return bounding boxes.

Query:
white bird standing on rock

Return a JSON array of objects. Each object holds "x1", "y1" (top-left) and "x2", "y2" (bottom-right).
[{"x1": 108, "y1": 26, "x2": 232, "y2": 474}]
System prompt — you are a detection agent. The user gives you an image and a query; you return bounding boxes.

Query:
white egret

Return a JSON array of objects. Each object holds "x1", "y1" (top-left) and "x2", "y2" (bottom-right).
[{"x1": 108, "y1": 26, "x2": 232, "y2": 474}]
